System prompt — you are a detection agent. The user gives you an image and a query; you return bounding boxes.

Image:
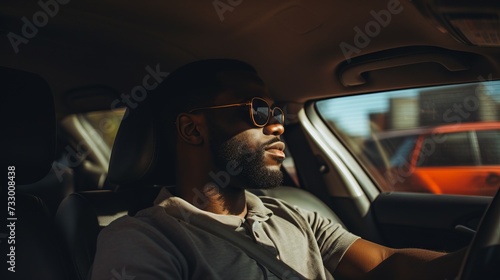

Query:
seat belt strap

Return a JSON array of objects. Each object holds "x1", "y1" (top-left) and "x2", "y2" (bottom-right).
[{"x1": 188, "y1": 215, "x2": 308, "y2": 280}]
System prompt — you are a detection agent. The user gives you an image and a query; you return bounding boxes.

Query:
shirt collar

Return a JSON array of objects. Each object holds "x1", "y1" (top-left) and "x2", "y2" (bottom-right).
[
  {"x1": 245, "y1": 190, "x2": 273, "y2": 222},
  {"x1": 154, "y1": 186, "x2": 273, "y2": 229}
]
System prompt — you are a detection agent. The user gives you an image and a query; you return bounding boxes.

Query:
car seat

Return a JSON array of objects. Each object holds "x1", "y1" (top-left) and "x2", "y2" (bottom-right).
[
  {"x1": 1, "y1": 66, "x2": 73, "y2": 280},
  {"x1": 55, "y1": 102, "x2": 164, "y2": 280}
]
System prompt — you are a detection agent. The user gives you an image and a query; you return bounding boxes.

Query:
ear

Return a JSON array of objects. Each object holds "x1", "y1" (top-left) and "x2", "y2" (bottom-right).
[{"x1": 176, "y1": 113, "x2": 203, "y2": 145}]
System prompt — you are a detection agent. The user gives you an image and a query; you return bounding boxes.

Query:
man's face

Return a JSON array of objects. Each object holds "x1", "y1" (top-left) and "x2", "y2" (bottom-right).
[{"x1": 206, "y1": 72, "x2": 285, "y2": 189}]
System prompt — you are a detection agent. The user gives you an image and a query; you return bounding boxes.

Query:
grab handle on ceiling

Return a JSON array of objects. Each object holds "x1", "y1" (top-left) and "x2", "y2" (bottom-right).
[{"x1": 340, "y1": 53, "x2": 469, "y2": 87}]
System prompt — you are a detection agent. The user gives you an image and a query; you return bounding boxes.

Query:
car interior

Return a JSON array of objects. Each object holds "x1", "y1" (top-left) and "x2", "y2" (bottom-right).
[{"x1": 1, "y1": 0, "x2": 500, "y2": 279}]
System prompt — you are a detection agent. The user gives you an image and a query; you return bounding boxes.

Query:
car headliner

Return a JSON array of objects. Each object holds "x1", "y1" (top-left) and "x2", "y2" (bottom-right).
[{"x1": 1, "y1": 0, "x2": 499, "y2": 118}]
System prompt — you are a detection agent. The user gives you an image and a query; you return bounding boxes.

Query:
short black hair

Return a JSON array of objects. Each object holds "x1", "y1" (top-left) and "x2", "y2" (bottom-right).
[{"x1": 149, "y1": 58, "x2": 258, "y2": 126}]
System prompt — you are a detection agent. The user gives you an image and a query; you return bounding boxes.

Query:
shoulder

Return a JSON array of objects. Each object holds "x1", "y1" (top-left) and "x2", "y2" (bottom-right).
[
  {"x1": 96, "y1": 205, "x2": 184, "y2": 251},
  {"x1": 255, "y1": 192, "x2": 358, "y2": 243},
  {"x1": 257, "y1": 194, "x2": 334, "y2": 225},
  {"x1": 256, "y1": 194, "x2": 332, "y2": 235},
  {"x1": 91, "y1": 206, "x2": 187, "y2": 279}
]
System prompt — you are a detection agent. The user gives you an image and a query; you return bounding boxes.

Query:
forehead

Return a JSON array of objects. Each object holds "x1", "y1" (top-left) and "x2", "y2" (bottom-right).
[{"x1": 214, "y1": 71, "x2": 272, "y2": 104}]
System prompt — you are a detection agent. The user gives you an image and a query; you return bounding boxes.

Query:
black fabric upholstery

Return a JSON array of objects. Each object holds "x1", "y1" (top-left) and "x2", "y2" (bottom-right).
[
  {"x1": 11, "y1": 194, "x2": 72, "y2": 280},
  {"x1": 1, "y1": 66, "x2": 56, "y2": 185},
  {"x1": 55, "y1": 187, "x2": 162, "y2": 280},
  {"x1": 0, "y1": 67, "x2": 71, "y2": 280},
  {"x1": 108, "y1": 103, "x2": 176, "y2": 187},
  {"x1": 19, "y1": 166, "x2": 75, "y2": 217},
  {"x1": 55, "y1": 193, "x2": 101, "y2": 280}
]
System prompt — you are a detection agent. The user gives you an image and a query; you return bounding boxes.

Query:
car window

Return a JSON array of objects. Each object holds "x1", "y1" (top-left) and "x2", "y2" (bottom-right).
[
  {"x1": 59, "y1": 108, "x2": 126, "y2": 190},
  {"x1": 316, "y1": 81, "x2": 500, "y2": 196},
  {"x1": 417, "y1": 132, "x2": 474, "y2": 167},
  {"x1": 477, "y1": 130, "x2": 500, "y2": 165},
  {"x1": 81, "y1": 109, "x2": 125, "y2": 151}
]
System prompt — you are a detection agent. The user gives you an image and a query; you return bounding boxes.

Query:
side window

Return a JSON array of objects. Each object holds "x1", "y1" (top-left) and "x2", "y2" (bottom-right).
[
  {"x1": 60, "y1": 108, "x2": 126, "y2": 190},
  {"x1": 81, "y1": 110, "x2": 124, "y2": 151},
  {"x1": 316, "y1": 80, "x2": 500, "y2": 197}
]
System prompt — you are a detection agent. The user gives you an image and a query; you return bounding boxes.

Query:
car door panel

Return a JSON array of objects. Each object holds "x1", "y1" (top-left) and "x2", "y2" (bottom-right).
[{"x1": 372, "y1": 192, "x2": 491, "y2": 251}]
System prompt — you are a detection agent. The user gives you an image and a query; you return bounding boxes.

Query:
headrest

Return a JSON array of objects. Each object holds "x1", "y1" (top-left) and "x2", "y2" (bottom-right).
[
  {"x1": 1, "y1": 67, "x2": 56, "y2": 185},
  {"x1": 107, "y1": 102, "x2": 176, "y2": 187}
]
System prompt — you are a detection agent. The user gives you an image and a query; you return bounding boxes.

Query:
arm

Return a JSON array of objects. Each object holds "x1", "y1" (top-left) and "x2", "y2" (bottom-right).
[{"x1": 330, "y1": 238, "x2": 466, "y2": 280}]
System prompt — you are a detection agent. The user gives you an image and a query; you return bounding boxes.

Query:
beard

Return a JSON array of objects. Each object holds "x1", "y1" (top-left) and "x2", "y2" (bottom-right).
[{"x1": 209, "y1": 127, "x2": 283, "y2": 190}]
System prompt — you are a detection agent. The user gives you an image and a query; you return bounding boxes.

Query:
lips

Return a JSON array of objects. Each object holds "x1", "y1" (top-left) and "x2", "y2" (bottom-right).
[{"x1": 264, "y1": 141, "x2": 286, "y2": 158}]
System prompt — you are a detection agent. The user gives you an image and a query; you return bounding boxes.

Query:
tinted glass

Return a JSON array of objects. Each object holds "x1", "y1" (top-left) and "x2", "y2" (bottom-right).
[
  {"x1": 272, "y1": 107, "x2": 285, "y2": 125},
  {"x1": 477, "y1": 130, "x2": 500, "y2": 165},
  {"x1": 252, "y1": 98, "x2": 270, "y2": 125}
]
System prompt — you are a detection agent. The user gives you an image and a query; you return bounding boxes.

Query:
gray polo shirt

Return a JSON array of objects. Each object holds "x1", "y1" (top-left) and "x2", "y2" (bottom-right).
[{"x1": 90, "y1": 187, "x2": 359, "y2": 280}]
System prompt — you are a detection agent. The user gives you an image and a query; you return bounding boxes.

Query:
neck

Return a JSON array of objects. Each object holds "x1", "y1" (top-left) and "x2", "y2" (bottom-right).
[
  {"x1": 176, "y1": 146, "x2": 248, "y2": 218},
  {"x1": 177, "y1": 182, "x2": 248, "y2": 218}
]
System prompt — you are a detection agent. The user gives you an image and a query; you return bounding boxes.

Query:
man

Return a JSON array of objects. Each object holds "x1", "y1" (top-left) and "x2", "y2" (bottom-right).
[{"x1": 91, "y1": 59, "x2": 465, "y2": 279}]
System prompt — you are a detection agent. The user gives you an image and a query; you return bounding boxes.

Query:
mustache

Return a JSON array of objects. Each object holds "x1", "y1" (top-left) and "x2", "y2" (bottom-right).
[{"x1": 262, "y1": 137, "x2": 282, "y2": 149}]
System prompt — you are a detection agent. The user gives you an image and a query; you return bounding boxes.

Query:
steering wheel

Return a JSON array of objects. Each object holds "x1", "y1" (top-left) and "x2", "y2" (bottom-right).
[{"x1": 458, "y1": 188, "x2": 500, "y2": 280}]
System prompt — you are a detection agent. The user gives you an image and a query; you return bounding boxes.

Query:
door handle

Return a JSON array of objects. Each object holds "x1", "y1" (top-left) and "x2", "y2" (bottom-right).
[{"x1": 455, "y1": 225, "x2": 476, "y2": 236}]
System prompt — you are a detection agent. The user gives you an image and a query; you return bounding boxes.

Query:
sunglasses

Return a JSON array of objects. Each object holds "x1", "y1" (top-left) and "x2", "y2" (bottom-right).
[{"x1": 188, "y1": 97, "x2": 285, "y2": 127}]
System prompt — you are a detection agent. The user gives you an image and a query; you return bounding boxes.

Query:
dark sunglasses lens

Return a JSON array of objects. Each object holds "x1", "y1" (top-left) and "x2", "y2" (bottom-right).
[
  {"x1": 252, "y1": 99, "x2": 270, "y2": 126},
  {"x1": 272, "y1": 107, "x2": 285, "y2": 125}
]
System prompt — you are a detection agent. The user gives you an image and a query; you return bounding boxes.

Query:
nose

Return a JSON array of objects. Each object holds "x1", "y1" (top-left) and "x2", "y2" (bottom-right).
[{"x1": 263, "y1": 122, "x2": 284, "y2": 136}]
